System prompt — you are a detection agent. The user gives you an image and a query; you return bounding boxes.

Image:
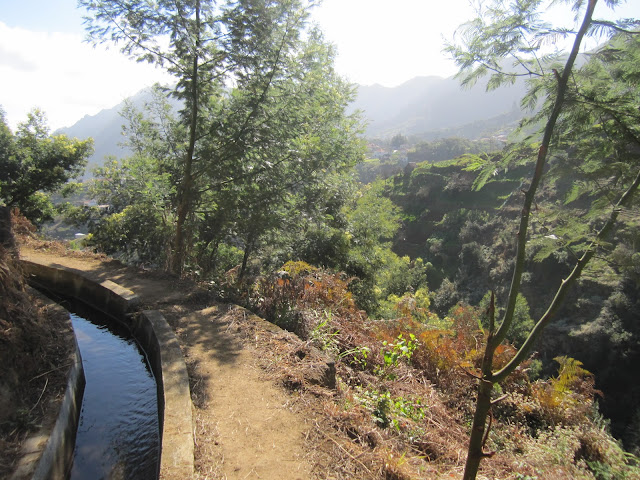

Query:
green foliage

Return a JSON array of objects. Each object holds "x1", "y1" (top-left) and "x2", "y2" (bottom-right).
[
  {"x1": 80, "y1": 0, "x2": 364, "y2": 275},
  {"x1": 379, "y1": 333, "x2": 419, "y2": 376},
  {"x1": 244, "y1": 255, "x2": 637, "y2": 478},
  {"x1": 338, "y1": 345, "x2": 370, "y2": 370},
  {"x1": 0, "y1": 109, "x2": 93, "y2": 225},
  {"x1": 345, "y1": 183, "x2": 401, "y2": 247},
  {"x1": 308, "y1": 310, "x2": 339, "y2": 353},
  {"x1": 445, "y1": 3, "x2": 640, "y2": 478},
  {"x1": 340, "y1": 182, "x2": 405, "y2": 313},
  {"x1": 550, "y1": 356, "x2": 594, "y2": 399},
  {"x1": 381, "y1": 256, "x2": 429, "y2": 298},
  {"x1": 209, "y1": 243, "x2": 244, "y2": 277},
  {"x1": 353, "y1": 387, "x2": 427, "y2": 430},
  {"x1": 281, "y1": 260, "x2": 319, "y2": 277},
  {"x1": 408, "y1": 138, "x2": 495, "y2": 164},
  {"x1": 379, "y1": 286, "x2": 432, "y2": 323},
  {"x1": 66, "y1": 154, "x2": 174, "y2": 265},
  {"x1": 91, "y1": 203, "x2": 171, "y2": 265},
  {"x1": 69, "y1": 11, "x2": 364, "y2": 273},
  {"x1": 479, "y1": 292, "x2": 534, "y2": 347},
  {"x1": 526, "y1": 424, "x2": 640, "y2": 480},
  {"x1": 390, "y1": 133, "x2": 407, "y2": 149},
  {"x1": 291, "y1": 223, "x2": 351, "y2": 271},
  {"x1": 450, "y1": 24, "x2": 640, "y2": 269},
  {"x1": 444, "y1": 0, "x2": 640, "y2": 361}
]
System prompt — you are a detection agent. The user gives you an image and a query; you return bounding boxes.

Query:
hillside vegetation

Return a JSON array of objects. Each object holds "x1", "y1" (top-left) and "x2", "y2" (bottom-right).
[
  {"x1": 2, "y1": 0, "x2": 640, "y2": 478},
  {"x1": 375, "y1": 155, "x2": 640, "y2": 449},
  {"x1": 238, "y1": 260, "x2": 639, "y2": 479}
]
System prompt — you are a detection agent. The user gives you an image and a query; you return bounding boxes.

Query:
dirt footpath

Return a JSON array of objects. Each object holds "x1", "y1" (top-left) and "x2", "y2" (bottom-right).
[
  {"x1": 177, "y1": 307, "x2": 311, "y2": 479},
  {"x1": 20, "y1": 245, "x2": 319, "y2": 480}
]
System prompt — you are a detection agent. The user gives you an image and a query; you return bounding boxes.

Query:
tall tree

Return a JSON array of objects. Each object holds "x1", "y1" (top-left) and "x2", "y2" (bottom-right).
[
  {"x1": 0, "y1": 108, "x2": 92, "y2": 242},
  {"x1": 446, "y1": 1, "x2": 639, "y2": 478},
  {"x1": 195, "y1": 27, "x2": 364, "y2": 278},
  {"x1": 80, "y1": 0, "x2": 331, "y2": 275},
  {"x1": 79, "y1": 1, "x2": 363, "y2": 274}
]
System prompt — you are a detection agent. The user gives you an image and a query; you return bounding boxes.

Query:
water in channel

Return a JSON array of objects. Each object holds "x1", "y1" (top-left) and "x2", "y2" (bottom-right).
[{"x1": 68, "y1": 305, "x2": 159, "y2": 480}]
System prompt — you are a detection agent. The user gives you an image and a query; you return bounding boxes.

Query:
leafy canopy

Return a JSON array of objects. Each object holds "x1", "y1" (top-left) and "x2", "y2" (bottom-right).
[
  {"x1": 447, "y1": 1, "x2": 640, "y2": 478},
  {"x1": 0, "y1": 109, "x2": 93, "y2": 225},
  {"x1": 75, "y1": 0, "x2": 364, "y2": 274}
]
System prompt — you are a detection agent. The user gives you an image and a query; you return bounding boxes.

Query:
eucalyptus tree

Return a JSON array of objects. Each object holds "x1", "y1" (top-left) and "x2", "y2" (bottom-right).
[
  {"x1": 446, "y1": 1, "x2": 640, "y2": 478},
  {"x1": 79, "y1": 0, "x2": 360, "y2": 275}
]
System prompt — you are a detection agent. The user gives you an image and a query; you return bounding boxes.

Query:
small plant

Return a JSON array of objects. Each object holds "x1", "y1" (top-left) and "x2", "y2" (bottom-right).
[
  {"x1": 310, "y1": 310, "x2": 339, "y2": 353},
  {"x1": 392, "y1": 396, "x2": 428, "y2": 424},
  {"x1": 353, "y1": 387, "x2": 428, "y2": 431},
  {"x1": 382, "y1": 333, "x2": 419, "y2": 368},
  {"x1": 587, "y1": 461, "x2": 615, "y2": 480},
  {"x1": 373, "y1": 391, "x2": 392, "y2": 428},
  {"x1": 530, "y1": 356, "x2": 600, "y2": 425},
  {"x1": 338, "y1": 345, "x2": 370, "y2": 370},
  {"x1": 376, "y1": 333, "x2": 419, "y2": 379}
]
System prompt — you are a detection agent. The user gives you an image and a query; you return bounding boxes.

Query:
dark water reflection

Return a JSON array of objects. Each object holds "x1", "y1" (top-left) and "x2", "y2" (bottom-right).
[{"x1": 69, "y1": 310, "x2": 159, "y2": 480}]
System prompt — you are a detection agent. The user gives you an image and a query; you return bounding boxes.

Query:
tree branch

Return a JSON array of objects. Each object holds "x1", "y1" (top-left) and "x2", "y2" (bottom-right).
[
  {"x1": 493, "y1": 163, "x2": 640, "y2": 383},
  {"x1": 492, "y1": 0, "x2": 598, "y2": 350}
]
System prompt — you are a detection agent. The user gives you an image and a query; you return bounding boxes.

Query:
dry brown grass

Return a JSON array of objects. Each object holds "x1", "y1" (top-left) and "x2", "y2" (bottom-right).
[{"x1": 242, "y1": 265, "x2": 640, "y2": 479}]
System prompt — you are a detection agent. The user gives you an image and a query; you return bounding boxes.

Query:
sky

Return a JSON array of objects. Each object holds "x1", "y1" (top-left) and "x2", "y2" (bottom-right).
[{"x1": 0, "y1": 0, "x2": 638, "y2": 131}]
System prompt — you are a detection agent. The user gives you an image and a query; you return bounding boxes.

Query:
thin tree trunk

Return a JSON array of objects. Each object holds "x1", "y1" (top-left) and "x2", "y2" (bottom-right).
[
  {"x1": 171, "y1": 0, "x2": 201, "y2": 276},
  {"x1": 0, "y1": 206, "x2": 15, "y2": 252},
  {"x1": 493, "y1": 0, "x2": 598, "y2": 347},
  {"x1": 463, "y1": 294, "x2": 496, "y2": 480},
  {"x1": 462, "y1": 2, "x2": 598, "y2": 478},
  {"x1": 239, "y1": 232, "x2": 256, "y2": 282}
]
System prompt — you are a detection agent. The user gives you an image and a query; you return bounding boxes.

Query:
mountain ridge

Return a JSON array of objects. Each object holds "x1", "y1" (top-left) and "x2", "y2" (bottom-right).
[
  {"x1": 57, "y1": 75, "x2": 530, "y2": 174},
  {"x1": 350, "y1": 74, "x2": 527, "y2": 138}
]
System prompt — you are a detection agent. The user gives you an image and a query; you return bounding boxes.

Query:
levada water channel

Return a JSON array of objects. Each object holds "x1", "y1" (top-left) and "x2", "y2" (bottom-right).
[{"x1": 54, "y1": 297, "x2": 160, "y2": 479}]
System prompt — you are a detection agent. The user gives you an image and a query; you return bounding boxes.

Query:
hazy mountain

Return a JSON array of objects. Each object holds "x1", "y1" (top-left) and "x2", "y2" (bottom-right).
[
  {"x1": 54, "y1": 88, "x2": 160, "y2": 177},
  {"x1": 56, "y1": 74, "x2": 531, "y2": 176},
  {"x1": 351, "y1": 75, "x2": 529, "y2": 139}
]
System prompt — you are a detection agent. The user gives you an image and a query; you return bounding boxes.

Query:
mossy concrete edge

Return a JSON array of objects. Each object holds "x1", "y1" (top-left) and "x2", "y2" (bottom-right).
[
  {"x1": 20, "y1": 260, "x2": 139, "y2": 318},
  {"x1": 30, "y1": 341, "x2": 85, "y2": 480},
  {"x1": 20, "y1": 259, "x2": 194, "y2": 480}
]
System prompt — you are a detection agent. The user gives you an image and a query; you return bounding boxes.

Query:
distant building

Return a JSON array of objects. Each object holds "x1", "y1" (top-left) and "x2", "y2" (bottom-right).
[{"x1": 367, "y1": 142, "x2": 388, "y2": 159}]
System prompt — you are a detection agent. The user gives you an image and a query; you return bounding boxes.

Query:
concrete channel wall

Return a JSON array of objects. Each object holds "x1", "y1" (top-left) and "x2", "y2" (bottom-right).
[
  {"x1": 10, "y1": 309, "x2": 84, "y2": 480},
  {"x1": 20, "y1": 260, "x2": 194, "y2": 480},
  {"x1": 30, "y1": 341, "x2": 84, "y2": 480}
]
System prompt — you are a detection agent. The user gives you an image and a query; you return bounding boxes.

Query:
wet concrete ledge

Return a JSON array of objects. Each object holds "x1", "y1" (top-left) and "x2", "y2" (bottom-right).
[
  {"x1": 133, "y1": 310, "x2": 195, "y2": 479},
  {"x1": 30, "y1": 340, "x2": 85, "y2": 480},
  {"x1": 21, "y1": 260, "x2": 139, "y2": 318},
  {"x1": 20, "y1": 259, "x2": 194, "y2": 480}
]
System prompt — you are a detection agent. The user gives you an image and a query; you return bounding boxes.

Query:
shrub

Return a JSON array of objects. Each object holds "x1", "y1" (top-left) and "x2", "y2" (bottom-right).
[
  {"x1": 529, "y1": 356, "x2": 601, "y2": 426},
  {"x1": 252, "y1": 261, "x2": 364, "y2": 338}
]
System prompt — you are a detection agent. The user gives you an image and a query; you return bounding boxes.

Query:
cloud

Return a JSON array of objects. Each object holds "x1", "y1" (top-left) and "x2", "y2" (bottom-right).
[
  {"x1": 0, "y1": 21, "x2": 173, "y2": 131},
  {"x1": 310, "y1": 0, "x2": 475, "y2": 87},
  {"x1": 0, "y1": 45, "x2": 38, "y2": 72}
]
